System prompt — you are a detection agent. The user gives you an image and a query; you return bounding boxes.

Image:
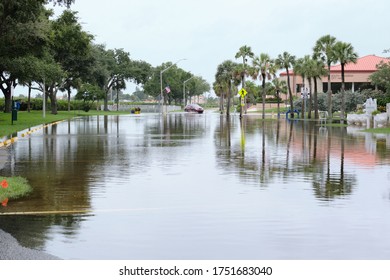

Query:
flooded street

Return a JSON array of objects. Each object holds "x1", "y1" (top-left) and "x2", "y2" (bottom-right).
[{"x1": 1, "y1": 112, "x2": 390, "y2": 259}]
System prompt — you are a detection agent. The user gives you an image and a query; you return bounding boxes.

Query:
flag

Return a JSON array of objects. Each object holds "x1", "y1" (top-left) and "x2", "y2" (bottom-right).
[{"x1": 165, "y1": 86, "x2": 171, "y2": 93}]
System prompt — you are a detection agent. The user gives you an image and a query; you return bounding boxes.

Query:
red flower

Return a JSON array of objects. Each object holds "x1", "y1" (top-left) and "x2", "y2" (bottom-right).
[
  {"x1": 1, "y1": 198, "x2": 8, "y2": 207},
  {"x1": 1, "y1": 179, "x2": 8, "y2": 188}
]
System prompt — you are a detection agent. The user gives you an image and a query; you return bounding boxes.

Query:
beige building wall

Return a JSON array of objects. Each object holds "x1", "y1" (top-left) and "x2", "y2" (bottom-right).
[{"x1": 279, "y1": 71, "x2": 373, "y2": 96}]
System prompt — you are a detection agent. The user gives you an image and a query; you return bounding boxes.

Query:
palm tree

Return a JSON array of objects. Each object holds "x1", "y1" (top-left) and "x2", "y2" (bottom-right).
[
  {"x1": 309, "y1": 58, "x2": 327, "y2": 119},
  {"x1": 276, "y1": 51, "x2": 296, "y2": 118},
  {"x1": 244, "y1": 80, "x2": 260, "y2": 104},
  {"x1": 213, "y1": 80, "x2": 225, "y2": 114},
  {"x1": 235, "y1": 45, "x2": 254, "y2": 117},
  {"x1": 294, "y1": 55, "x2": 311, "y2": 117},
  {"x1": 252, "y1": 53, "x2": 277, "y2": 119},
  {"x1": 332, "y1": 41, "x2": 358, "y2": 123},
  {"x1": 271, "y1": 79, "x2": 287, "y2": 118},
  {"x1": 306, "y1": 61, "x2": 314, "y2": 119},
  {"x1": 215, "y1": 60, "x2": 240, "y2": 116},
  {"x1": 313, "y1": 35, "x2": 337, "y2": 119}
]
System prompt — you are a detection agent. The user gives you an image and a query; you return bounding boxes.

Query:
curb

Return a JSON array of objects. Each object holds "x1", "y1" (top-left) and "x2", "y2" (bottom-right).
[{"x1": 0, "y1": 120, "x2": 64, "y2": 148}]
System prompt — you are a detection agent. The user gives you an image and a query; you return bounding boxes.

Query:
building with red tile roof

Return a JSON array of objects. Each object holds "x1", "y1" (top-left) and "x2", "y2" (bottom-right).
[{"x1": 279, "y1": 55, "x2": 390, "y2": 95}]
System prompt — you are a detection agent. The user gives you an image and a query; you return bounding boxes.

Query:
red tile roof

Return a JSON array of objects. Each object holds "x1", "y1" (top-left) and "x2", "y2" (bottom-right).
[
  {"x1": 279, "y1": 55, "x2": 390, "y2": 76},
  {"x1": 330, "y1": 55, "x2": 390, "y2": 72}
]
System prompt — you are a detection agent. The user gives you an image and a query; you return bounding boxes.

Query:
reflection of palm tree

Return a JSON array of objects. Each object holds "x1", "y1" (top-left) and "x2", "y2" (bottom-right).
[
  {"x1": 218, "y1": 115, "x2": 231, "y2": 148},
  {"x1": 285, "y1": 120, "x2": 294, "y2": 169},
  {"x1": 260, "y1": 121, "x2": 266, "y2": 181},
  {"x1": 327, "y1": 126, "x2": 331, "y2": 187},
  {"x1": 313, "y1": 126, "x2": 355, "y2": 200},
  {"x1": 312, "y1": 124, "x2": 318, "y2": 161},
  {"x1": 215, "y1": 115, "x2": 232, "y2": 155},
  {"x1": 276, "y1": 119, "x2": 281, "y2": 146},
  {"x1": 240, "y1": 117, "x2": 245, "y2": 155},
  {"x1": 340, "y1": 127, "x2": 345, "y2": 184}
]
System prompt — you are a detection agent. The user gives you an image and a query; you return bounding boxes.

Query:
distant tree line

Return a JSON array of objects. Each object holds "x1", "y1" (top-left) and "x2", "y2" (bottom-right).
[{"x1": 0, "y1": 0, "x2": 210, "y2": 114}]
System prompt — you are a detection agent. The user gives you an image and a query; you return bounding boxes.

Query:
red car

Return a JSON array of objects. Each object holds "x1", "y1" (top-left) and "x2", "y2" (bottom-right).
[{"x1": 184, "y1": 104, "x2": 204, "y2": 114}]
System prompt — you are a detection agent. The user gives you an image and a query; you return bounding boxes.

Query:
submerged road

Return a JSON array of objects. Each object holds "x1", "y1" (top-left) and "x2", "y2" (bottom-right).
[{"x1": 0, "y1": 229, "x2": 60, "y2": 260}]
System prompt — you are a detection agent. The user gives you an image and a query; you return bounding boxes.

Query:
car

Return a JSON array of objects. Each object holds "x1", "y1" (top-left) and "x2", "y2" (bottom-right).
[{"x1": 184, "y1": 104, "x2": 204, "y2": 114}]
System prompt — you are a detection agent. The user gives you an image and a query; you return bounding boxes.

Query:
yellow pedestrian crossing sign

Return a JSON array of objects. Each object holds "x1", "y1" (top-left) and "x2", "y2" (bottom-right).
[{"x1": 238, "y1": 88, "x2": 247, "y2": 97}]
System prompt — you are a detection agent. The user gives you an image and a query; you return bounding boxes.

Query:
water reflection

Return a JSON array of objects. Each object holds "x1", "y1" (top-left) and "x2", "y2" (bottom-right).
[
  {"x1": 0, "y1": 113, "x2": 389, "y2": 259},
  {"x1": 214, "y1": 117, "x2": 360, "y2": 198}
]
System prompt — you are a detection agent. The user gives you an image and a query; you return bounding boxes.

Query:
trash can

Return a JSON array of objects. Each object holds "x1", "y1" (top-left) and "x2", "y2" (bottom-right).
[
  {"x1": 12, "y1": 109, "x2": 17, "y2": 121},
  {"x1": 12, "y1": 100, "x2": 18, "y2": 121}
]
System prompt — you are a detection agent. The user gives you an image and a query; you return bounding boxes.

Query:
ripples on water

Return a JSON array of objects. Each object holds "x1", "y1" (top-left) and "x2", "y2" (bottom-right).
[{"x1": 0, "y1": 113, "x2": 390, "y2": 259}]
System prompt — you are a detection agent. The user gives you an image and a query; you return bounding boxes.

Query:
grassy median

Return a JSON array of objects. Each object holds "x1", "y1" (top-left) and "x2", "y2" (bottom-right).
[
  {"x1": 0, "y1": 110, "x2": 128, "y2": 138},
  {"x1": 0, "y1": 176, "x2": 32, "y2": 203}
]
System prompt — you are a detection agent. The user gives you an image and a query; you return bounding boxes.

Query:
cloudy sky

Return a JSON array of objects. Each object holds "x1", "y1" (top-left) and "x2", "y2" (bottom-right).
[{"x1": 56, "y1": 0, "x2": 390, "y2": 94}]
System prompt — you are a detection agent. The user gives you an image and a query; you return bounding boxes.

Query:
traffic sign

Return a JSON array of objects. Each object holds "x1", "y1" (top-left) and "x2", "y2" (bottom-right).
[{"x1": 238, "y1": 88, "x2": 247, "y2": 97}]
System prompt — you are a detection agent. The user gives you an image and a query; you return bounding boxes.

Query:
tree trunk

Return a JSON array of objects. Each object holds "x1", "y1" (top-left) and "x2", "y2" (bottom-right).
[
  {"x1": 4, "y1": 88, "x2": 11, "y2": 113},
  {"x1": 48, "y1": 88, "x2": 58, "y2": 115},
  {"x1": 67, "y1": 88, "x2": 71, "y2": 112},
  {"x1": 301, "y1": 77, "x2": 305, "y2": 119},
  {"x1": 104, "y1": 90, "x2": 109, "y2": 111},
  {"x1": 0, "y1": 79, "x2": 13, "y2": 113},
  {"x1": 340, "y1": 63, "x2": 345, "y2": 124},
  {"x1": 327, "y1": 64, "x2": 332, "y2": 119},
  {"x1": 277, "y1": 90, "x2": 280, "y2": 118},
  {"x1": 116, "y1": 89, "x2": 119, "y2": 111},
  {"x1": 226, "y1": 82, "x2": 231, "y2": 116},
  {"x1": 308, "y1": 78, "x2": 313, "y2": 119},
  {"x1": 219, "y1": 89, "x2": 224, "y2": 114},
  {"x1": 314, "y1": 78, "x2": 319, "y2": 119},
  {"x1": 242, "y1": 58, "x2": 246, "y2": 116},
  {"x1": 240, "y1": 74, "x2": 244, "y2": 118},
  {"x1": 286, "y1": 68, "x2": 294, "y2": 118},
  {"x1": 262, "y1": 75, "x2": 266, "y2": 119},
  {"x1": 28, "y1": 82, "x2": 32, "y2": 113}
]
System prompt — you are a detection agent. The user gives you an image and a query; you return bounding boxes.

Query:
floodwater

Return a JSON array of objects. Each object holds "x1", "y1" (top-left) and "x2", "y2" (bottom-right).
[{"x1": 0, "y1": 112, "x2": 390, "y2": 260}]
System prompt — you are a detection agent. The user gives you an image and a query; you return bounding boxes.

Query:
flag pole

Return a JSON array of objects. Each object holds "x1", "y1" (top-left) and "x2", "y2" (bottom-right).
[{"x1": 159, "y1": 58, "x2": 186, "y2": 115}]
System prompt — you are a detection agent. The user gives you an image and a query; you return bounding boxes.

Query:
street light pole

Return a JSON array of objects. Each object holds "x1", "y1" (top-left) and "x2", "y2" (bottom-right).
[
  {"x1": 160, "y1": 58, "x2": 186, "y2": 114},
  {"x1": 183, "y1": 75, "x2": 195, "y2": 108}
]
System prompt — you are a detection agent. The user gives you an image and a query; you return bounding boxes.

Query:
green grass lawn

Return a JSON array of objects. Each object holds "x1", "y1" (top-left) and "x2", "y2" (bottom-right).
[{"x1": 0, "y1": 110, "x2": 129, "y2": 138}]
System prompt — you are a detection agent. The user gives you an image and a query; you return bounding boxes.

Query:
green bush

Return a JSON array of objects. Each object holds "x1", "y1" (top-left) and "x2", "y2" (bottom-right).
[
  {"x1": 293, "y1": 91, "x2": 371, "y2": 114},
  {"x1": 10, "y1": 98, "x2": 90, "y2": 111}
]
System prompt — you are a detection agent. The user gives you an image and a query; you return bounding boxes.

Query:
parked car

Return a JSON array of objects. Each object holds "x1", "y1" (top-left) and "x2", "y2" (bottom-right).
[{"x1": 184, "y1": 104, "x2": 204, "y2": 114}]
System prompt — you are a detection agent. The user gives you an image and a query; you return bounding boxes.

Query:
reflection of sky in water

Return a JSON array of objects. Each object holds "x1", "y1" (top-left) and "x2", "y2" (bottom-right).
[{"x1": 0, "y1": 113, "x2": 390, "y2": 260}]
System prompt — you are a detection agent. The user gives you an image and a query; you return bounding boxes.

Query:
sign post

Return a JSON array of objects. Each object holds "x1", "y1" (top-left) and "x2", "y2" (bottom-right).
[{"x1": 238, "y1": 88, "x2": 247, "y2": 118}]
